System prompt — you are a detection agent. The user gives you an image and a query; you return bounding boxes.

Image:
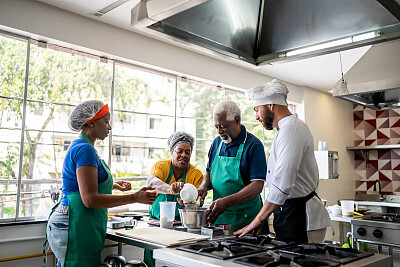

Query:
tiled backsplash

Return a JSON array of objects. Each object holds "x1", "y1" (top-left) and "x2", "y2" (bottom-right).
[{"x1": 353, "y1": 104, "x2": 400, "y2": 195}]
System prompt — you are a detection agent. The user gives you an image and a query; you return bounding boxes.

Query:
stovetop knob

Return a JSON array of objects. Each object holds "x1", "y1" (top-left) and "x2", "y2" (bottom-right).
[
  {"x1": 356, "y1": 227, "x2": 366, "y2": 236},
  {"x1": 373, "y1": 229, "x2": 383, "y2": 238}
]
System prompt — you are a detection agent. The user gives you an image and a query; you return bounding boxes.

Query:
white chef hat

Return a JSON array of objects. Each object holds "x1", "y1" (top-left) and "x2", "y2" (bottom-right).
[{"x1": 246, "y1": 79, "x2": 289, "y2": 107}]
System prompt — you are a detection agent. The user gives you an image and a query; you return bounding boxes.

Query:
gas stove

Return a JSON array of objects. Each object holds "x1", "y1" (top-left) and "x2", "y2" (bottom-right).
[
  {"x1": 351, "y1": 213, "x2": 400, "y2": 247},
  {"x1": 176, "y1": 235, "x2": 374, "y2": 266},
  {"x1": 176, "y1": 235, "x2": 291, "y2": 260},
  {"x1": 233, "y1": 244, "x2": 374, "y2": 267}
]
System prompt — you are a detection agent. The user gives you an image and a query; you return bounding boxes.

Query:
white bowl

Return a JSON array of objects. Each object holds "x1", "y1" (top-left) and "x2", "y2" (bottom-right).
[{"x1": 180, "y1": 183, "x2": 197, "y2": 203}]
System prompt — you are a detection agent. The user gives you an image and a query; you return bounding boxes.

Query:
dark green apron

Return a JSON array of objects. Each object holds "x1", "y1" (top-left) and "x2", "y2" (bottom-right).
[
  {"x1": 145, "y1": 163, "x2": 187, "y2": 267},
  {"x1": 210, "y1": 141, "x2": 263, "y2": 233},
  {"x1": 148, "y1": 163, "x2": 186, "y2": 220},
  {"x1": 64, "y1": 133, "x2": 113, "y2": 266}
]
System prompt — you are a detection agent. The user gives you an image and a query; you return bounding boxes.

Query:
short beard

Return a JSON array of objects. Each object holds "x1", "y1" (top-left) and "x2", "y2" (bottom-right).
[
  {"x1": 221, "y1": 135, "x2": 232, "y2": 144},
  {"x1": 262, "y1": 112, "x2": 274, "y2": 130}
]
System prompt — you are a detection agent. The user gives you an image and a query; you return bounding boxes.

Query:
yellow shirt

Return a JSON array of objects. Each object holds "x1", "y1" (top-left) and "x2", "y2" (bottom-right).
[{"x1": 149, "y1": 159, "x2": 203, "y2": 187}]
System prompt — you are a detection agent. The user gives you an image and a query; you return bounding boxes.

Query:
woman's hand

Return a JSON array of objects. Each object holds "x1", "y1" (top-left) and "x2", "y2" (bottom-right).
[
  {"x1": 113, "y1": 181, "x2": 132, "y2": 191},
  {"x1": 169, "y1": 182, "x2": 184, "y2": 194},
  {"x1": 134, "y1": 186, "x2": 157, "y2": 204}
]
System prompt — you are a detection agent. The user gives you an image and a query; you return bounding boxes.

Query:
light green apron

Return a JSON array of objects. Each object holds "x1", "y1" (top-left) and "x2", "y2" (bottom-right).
[
  {"x1": 210, "y1": 141, "x2": 263, "y2": 233},
  {"x1": 148, "y1": 163, "x2": 186, "y2": 220},
  {"x1": 64, "y1": 133, "x2": 113, "y2": 267}
]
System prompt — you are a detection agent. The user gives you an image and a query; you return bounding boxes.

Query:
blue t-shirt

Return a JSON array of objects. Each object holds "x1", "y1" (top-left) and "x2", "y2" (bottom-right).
[
  {"x1": 206, "y1": 125, "x2": 267, "y2": 186},
  {"x1": 61, "y1": 139, "x2": 108, "y2": 206}
]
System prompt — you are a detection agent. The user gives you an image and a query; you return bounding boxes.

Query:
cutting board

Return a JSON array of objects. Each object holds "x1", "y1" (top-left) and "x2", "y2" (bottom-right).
[{"x1": 115, "y1": 227, "x2": 209, "y2": 247}]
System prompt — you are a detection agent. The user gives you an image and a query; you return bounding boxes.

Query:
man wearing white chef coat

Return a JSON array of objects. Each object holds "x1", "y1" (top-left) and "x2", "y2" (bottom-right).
[{"x1": 234, "y1": 79, "x2": 330, "y2": 243}]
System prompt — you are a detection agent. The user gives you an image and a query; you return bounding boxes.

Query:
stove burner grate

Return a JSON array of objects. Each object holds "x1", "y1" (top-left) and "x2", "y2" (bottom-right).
[{"x1": 369, "y1": 213, "x2": 400, "y2": 222}]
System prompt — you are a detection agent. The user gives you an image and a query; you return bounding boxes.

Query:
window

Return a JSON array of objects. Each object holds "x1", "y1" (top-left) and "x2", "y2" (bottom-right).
[
  {"x1": 63, "y1": 140, "x2": 71, "y2": 151},
  {"x1": 0, "y1": 30, "x2": 285, "y2": 221}
]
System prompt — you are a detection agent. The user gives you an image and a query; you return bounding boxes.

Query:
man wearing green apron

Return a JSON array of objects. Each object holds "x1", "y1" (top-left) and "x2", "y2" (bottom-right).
[{"x1": 197, "y1": 100, "x2": 268, "y2": 233}]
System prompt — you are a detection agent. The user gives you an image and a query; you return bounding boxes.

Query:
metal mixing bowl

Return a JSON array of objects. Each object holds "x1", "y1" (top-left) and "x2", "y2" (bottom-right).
[{"x1": 178, "y1": 208, "x2": 209, "y2": 229}]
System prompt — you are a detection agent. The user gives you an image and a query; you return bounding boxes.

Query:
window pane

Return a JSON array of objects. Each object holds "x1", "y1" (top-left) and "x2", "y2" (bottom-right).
[
  {"x1": 0, "y1": 33, "x2": 27, "y2": 220},
  {"x1": 18, "y1": 43, "x2": 113, "y2": 218},
  {"x1": 114, "y1": 63, "x2": 176, "y2": 115},
  {"x1": 0, "y1": 34, "x2": 27, "y2": 98},
  {"x1": 0, "y1": 99, "x2": 22, "y2": 219},
  {"x1": 28, "y1": 43, "x2": 112, "y2": 103},
  {"x1": 113, "y1": 63, "x2": 176, "y2": 186}
]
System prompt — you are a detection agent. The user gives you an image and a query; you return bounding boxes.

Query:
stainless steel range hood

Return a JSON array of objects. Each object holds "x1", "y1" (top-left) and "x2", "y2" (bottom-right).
[
  {"x1": 333, "y1": 40, "x2": 400, "y2": 110},
  {"x1": 131, "y1": 0, "x2": 400, "y2": 65}
]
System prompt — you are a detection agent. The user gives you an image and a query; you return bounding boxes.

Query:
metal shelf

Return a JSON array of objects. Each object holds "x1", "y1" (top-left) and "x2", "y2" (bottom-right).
[
  {"x1": 346, "y1": 145, "x2": 400, "y2": 150},
  {"x1": 346, "y1": 145, "x2": 400, "y2": 167}
]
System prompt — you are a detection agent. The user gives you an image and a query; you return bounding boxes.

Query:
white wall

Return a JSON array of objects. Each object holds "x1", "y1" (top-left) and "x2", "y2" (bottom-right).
[
  {"x1": 0, "y1": 0, "x2": 356, "y2": 262},
  {"x1": 304, "y1": 87, "x2": 355, "y2": 205}
]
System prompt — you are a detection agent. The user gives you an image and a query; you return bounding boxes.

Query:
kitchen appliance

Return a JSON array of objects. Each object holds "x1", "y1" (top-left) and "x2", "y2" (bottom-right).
[
  {"x1": 131, "y1": 0, "x2": 400, "y2": 66},
  {"x1": 314, "y1": 151, "x2": 339, "y2": 179},
  {"x1": 234, "y1": 244, "x2": 374, "y2": 267},
  {"x1": 176, "y1": 235, "x2": 290, "y2": 260},
  {"x1": 352, "y1": 213, "x2": 400, "y2": 249}
]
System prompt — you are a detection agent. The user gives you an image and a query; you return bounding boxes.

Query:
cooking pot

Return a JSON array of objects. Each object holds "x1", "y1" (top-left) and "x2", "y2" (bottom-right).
[{"x1": 178, "y1": 208, "x2": 209, "y2": 229}]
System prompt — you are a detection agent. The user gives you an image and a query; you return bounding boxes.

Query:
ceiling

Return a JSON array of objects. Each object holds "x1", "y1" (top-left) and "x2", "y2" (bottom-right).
[{"x1": 35, "y1": 0, "x2": 385, "y2": 93}]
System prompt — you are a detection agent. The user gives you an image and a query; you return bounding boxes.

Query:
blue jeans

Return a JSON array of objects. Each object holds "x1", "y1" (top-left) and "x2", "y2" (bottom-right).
[{"x1": 47, "y1": 211, "x2": 69, "y2": 267}]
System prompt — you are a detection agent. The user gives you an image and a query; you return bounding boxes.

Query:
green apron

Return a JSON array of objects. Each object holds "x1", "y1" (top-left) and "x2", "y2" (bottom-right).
[
  {"x1": 64, "y1": 133, "x2": 113, "y2": 267},
  {"x1": 210, "y1": 141, "x2": 263, "y2": 233},
  {"x1": 148, "y1": 163, "x2": 186, "y2": 220},
  {"x1": 145, "y1": 163, "x2": 187, "y2": 267}
]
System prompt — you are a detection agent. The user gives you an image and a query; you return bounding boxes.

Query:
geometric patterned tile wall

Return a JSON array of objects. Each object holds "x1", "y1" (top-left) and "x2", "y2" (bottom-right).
[{"x1": 354, "y1": 104, "x2": 400, "y2": 196}]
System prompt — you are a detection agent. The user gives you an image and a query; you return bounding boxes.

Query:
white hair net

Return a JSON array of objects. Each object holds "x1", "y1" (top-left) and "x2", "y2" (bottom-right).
[
  {"x1": 213, "y1": 100, "x2": 241, "y2": 121},
  {"x1": 68, "y1": 100, "x2": 105, "y2": 131},
  {"x1": 246, "y1": 79, "x2": 289, "y2": 107},
  {"x1": 168, "y1": 131, "x2": 195, "y2": 153}
]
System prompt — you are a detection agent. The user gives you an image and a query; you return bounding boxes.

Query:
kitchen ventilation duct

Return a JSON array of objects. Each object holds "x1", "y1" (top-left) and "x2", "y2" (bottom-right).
[
  {"x1": 131, "y1": 0, "x2": 400, "y2": 65},
  {"x1": 333, "y1": 40, "x2": 400, "y2": 110}
]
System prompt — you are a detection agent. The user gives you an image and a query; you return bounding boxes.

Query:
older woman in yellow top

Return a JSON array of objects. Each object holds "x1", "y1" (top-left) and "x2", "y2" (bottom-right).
[{"x1": 148, "y1": 131, "x2": 203, "y2": 220}]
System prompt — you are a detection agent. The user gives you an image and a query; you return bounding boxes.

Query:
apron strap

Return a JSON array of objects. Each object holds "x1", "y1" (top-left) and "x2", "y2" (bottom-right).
[{"x1": 166, "y1": 163, "x2": 188, "y2": 184}]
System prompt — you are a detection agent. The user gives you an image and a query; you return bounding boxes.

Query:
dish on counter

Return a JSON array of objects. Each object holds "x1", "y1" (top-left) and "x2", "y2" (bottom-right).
[{"x1": 115, "y1": 212, "x2": 143, "y2": 220}]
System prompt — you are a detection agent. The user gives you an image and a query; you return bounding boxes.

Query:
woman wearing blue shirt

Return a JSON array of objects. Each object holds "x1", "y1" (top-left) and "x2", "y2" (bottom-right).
[{"x1": 46, "y1": 100, "x2": 156, "y2": 267}]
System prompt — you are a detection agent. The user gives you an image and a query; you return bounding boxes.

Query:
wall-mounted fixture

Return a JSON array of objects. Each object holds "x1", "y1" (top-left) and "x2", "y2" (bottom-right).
[
  {"x1": 314, "y1": 151, "x2": 339, "y2": 179},
  {"x1": 130, "y1": 0, "x2": 400, "y2": 66}
]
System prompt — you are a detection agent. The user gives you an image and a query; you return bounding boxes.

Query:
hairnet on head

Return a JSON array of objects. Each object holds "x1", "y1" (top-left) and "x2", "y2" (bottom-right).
[
  {"x1": 68, "y1": 100, "x2": 106, "y2": 131},
  {"x1": 168, "y1": 131, "x2": 195, "y2": 153},
  {"x1": 246, "y1": 79, "x2": 289, "y2": 107}
]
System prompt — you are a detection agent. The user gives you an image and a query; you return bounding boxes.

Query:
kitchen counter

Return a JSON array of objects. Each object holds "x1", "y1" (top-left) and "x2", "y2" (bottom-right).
[
  {"x1": 106, "y1": 218, "x2": 167, "y2": 251},
  {"x1": 355, "y1": 201, "x2": 400, "y2": 208},
  {"x1": 154, "y1": 247, "x2": 392, "y2": 267},
  {"x1": 329, "y1": 213, "x2": 354, "y2": 223}
]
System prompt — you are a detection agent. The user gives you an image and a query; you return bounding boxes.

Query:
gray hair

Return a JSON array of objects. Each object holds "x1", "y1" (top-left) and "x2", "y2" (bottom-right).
[
  {"x1": 168, "y1": 131, "x2": 195, "y2": 153},
  {"x1": 68, "y1": 100, "x2": 104, "y2": 131},
  {"x1": 213, "y1": 100, "x2": 241, "y2": 121}
]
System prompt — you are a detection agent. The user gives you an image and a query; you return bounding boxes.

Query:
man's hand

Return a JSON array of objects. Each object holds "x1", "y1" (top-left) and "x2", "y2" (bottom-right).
[
  {"x1": 169, "y1": 182, "x2": 184, "y2": 194},
  {"x1": 233, "y1": 216, "x2": 265, "y2": 237},
  {"x1": 197, "y1": 187, "x2": 208, "y2": 207},
  {"x1": 206, "y1": 198, "x2": 228, "y2": 225},
  {"x1": 113, "y1": 181, "x2": 132, "y2": 191}
]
